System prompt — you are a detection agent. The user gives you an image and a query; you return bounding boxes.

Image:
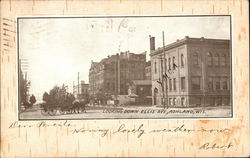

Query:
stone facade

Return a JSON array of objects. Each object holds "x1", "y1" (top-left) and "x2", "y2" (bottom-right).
[
  {"x1": 150, "y1": 36, "x2": 231, "y2": 107},
  {"x1": 89, "y1": 51, "x2": 146, "y2": 98}
]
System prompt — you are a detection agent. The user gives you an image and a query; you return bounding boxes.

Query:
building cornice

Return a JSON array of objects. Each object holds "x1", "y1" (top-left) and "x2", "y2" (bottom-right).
[{"x1": 150, "y1": 37, "x2": 230, "y2": 57}]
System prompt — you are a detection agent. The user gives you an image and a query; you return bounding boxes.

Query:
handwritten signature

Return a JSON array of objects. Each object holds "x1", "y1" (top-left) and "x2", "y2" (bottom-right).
[{"x1": 199, "y1": 142, "x2": 233, "y2": 150}]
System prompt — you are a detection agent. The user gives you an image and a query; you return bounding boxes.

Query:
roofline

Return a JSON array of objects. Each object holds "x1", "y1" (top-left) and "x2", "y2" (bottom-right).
[{"x1": 150, "y1": 37, "x2": 230, "y2": 57}]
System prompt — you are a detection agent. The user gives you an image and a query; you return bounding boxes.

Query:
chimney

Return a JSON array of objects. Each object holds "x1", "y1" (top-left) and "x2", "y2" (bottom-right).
[{"x1": 149, "y1": 35, "x2": 155, "y2": 52}]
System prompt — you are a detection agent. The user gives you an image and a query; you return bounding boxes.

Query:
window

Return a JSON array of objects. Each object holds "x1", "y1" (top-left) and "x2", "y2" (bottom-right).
[
  {"x1": 222, "y1": 77, "x2": 228, "y2": 90},
  {"x1": 192, "y1": 77, "x2": 200, "y2": 90},
  {"x1": 222, "y1": 81, "x2": 227, "y2": 90},
  {"x1": 181, "y1": 54, "x2": 184, "y2": 67},
  {"x1": 215, "y1": 77, "x2": 220, "y2": 90},
  {"x1": 195, "y1": 97, "x2": 201, "y2": 106},
  {"x1": 181, "y1": 97, "x2": 185, "y2": 106},
  {"x1": 181, "y1": 77, "x2": 185, "y2": 90},
  {"x1": 173, "y1": 78, "x2": 176, "y2": 91},
  {"x1": 207, "y1": 52, "x2": 212, "y2": 66},
  {"x1": 214, "y1": 53, "x2": 219, "y2": 66},
  {"x1": 154, "y1": 61, "x2": 157, "y2": 73},
  {"x1": 221, "y1": 54, "x2": 226, "y2": 66},
  {"x1": 169, "y1": 79, "x2": 172, "y2": 91},
  {"x1": 169, "y1": 98, "x2": 172, "y2": 106},
  {"x1": 172, "y1": 56, "x2": 176, "y2": 69},
  {"x1": 193, "y1": 52, "x2": 198, "y2": 66},
  {"x1": 165, "y1": 79, "x2": 168, "y2": 91},
  {"x1": 173, "y1": 98, "x2": 176, "y2": 105},
  {"x1": 165, "y1": 58, "x2": 168, "y2": 71},
  {"x1": 168, "y1": 57, "x2": 171, "y2": 70},
  {"x1": 160, "y1": 58, "x2": 163, "y2": 71},
  {"x1": 207, "y1": 77, "x2": 213, "y2": 90}
]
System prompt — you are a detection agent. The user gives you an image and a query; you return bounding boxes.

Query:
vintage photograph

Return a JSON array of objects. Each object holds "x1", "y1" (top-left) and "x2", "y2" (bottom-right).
[{"x1": 18, "y1": 15, "x2": 232, "y2": 120}]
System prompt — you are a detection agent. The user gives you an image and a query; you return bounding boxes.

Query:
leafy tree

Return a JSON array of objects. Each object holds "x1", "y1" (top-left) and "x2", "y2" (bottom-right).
[
  {"x1": 29, "y1": 94, "x2": 36, "y2": 105},
  {"x1": 43, "y1": 84, "x2": 75, "y2": 106},
  {"x1": 42, "y1": 92, "x2": 50, "y2": 103},
  {"x1": 19, "y1": 71, "x2": 30, "y2": 104}
]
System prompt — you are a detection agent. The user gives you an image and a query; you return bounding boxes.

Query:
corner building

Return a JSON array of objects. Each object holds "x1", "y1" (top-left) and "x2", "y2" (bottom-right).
[
  {"x1": 150, "y1": 36, "x2": 231, "y2": 107},
  {"x1": 89, "y1": 51, "x2": 146, "y2": 97}
]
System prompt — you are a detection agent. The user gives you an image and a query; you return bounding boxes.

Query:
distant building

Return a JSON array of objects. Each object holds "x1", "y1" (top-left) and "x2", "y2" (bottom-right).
[
  {"x1": 73, "y1": 80, "x2": 89, "y2": 100},
  {"x1": 145, "y1": 61, "x2": 151, "y2": 80},
  {"x1": 150, "y1": 36, "x2": 231, "y2": 107},
  {"x1": 89, "y1": 51, "x2": 146, "y2": 100},
  {"x1": 128, "y1": 80, "x2": 152, "y2": 105}
]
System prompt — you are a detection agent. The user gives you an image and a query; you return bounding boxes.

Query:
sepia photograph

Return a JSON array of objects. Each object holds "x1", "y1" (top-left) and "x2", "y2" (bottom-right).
[{"x1": 18, "y1": 15, "x2": 232, "y2": 120}]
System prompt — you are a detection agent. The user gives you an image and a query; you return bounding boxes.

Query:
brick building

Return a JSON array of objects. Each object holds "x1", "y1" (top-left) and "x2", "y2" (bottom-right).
[
  {"x1": 89, "y1": 51, "x2": 146, "y2": 100},
  {"x1": 150, "y1": 36, "x2": 231, "y2": 107}
]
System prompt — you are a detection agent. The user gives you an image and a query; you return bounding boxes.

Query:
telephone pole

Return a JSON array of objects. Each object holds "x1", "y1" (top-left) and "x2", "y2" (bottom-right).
[{"x1": 162, "y1": 31, "x2": 168, "y2": 109}]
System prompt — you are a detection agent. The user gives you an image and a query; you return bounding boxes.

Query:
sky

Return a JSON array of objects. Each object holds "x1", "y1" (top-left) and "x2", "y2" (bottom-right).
[{"x1": 19, "y1": 16, "x2": 230, "y2": 101}]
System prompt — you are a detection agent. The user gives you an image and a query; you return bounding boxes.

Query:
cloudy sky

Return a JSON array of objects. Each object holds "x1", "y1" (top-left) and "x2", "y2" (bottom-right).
[{"x1": 19, "y1": 16, "x2": 230, "y2": 100}]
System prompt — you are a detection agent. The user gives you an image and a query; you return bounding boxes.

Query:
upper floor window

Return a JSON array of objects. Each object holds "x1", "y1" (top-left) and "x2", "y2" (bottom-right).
[
  {"x1": 172, "y1": 56, "x2": 176, "y2": 69},
  {"x1": 169, "y1": 79, "x2": 172, "y2": 91},
  {"x1": 192, "y1": 76, "x2": 200, "y2": 90},
  {"x1": 214, "y1": 77, "x2": 220, "y2": 90},
  {"x1": 222, "y1": 77, "x2": 228, "y2": 90},
  {"x1": 207, "y1": 77, "x2": 213, "y2": 90},
  {"x1": 168, "y1": 57, "x2": 171, "y2": 70},
  {"x1": 165, "y1": 58, "x2": 168, "y2": 71},
  {"x1": 181, "y1": 77, "x2": 185, "y2": 90},
  {"x1": 165, "y1": 80, "x2": 168, "y2": 92},
  {"x1": 214, "y1": 53, "x2": 219, "y2": 66},
  {"x1": 193, "y1": 52, "x2": 198, "y2": 66},
  {"x1": 154, "y1": 61, "x2": 157, "y2": 73},
  {"x1": 173, "y1": 78, "x2": 176, "y2": 91},
  {"x1": 161, "y1": 58, "x2": 163, "y2": 71},
  {"x1": 181, "y1": 54, "x2": 184, "y2": 67},
  {"x1": 207, "y1": 52, "x2": 212, "y2": 66},
  {"x1": 221, "y1": 54, "x2": 226, "y2": 66}
]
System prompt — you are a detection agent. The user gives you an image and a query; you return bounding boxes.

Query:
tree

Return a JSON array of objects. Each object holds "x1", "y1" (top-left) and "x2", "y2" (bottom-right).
[
  {"x1": 19, "y1": 71, "x2": 30, "y2": 104},
  {"x1": 29, "y1": 94, "x2": 36, "y2": 105},
  {"x1": 43, "y1": 85, "x2": 75, "y2": 106},
  {"x1": 42, "y1": 92, "x2": 49, "y2": 103}
]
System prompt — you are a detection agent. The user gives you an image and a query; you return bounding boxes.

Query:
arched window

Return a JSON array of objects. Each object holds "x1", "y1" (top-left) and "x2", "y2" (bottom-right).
[
  {"x1": 207, "y1": 52, "x2": 212, "y2": 66},
  {"x1": 214, "y1": 53, "x2": 219, "y2": 66},
  {"x1": 193, "y1": 52, "x2": 198, "y2": 66},
  {"x1": 221, "y1": 54, "x2": 226, "y2": 66}
]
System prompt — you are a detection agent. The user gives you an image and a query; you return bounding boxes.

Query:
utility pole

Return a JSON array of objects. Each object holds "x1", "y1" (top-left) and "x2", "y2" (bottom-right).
[{"x1": 162, "y1": 31, "x2": 167, "y2": 109}]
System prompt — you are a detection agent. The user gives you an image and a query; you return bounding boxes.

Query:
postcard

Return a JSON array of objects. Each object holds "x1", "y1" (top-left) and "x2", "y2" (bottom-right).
[{"x1": 1, "y1": 0, "x2": 249, "y2": 157}]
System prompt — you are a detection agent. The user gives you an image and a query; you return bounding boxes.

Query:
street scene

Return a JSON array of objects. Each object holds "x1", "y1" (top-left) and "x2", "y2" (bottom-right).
[{"x1": 18, "y1": 16, "x2": 232, "y2": 119}]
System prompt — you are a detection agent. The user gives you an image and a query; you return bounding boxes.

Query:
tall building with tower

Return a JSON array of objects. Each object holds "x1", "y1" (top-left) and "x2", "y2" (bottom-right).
[{"x1": 150, "y1": 36, "x2": 231, "y2": 107}]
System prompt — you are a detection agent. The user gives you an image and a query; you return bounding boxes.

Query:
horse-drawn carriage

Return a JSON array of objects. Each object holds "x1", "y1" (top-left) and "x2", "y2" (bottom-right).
[{"x1": 40, "y1": 99, "x2": 87, "y2": 116}]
